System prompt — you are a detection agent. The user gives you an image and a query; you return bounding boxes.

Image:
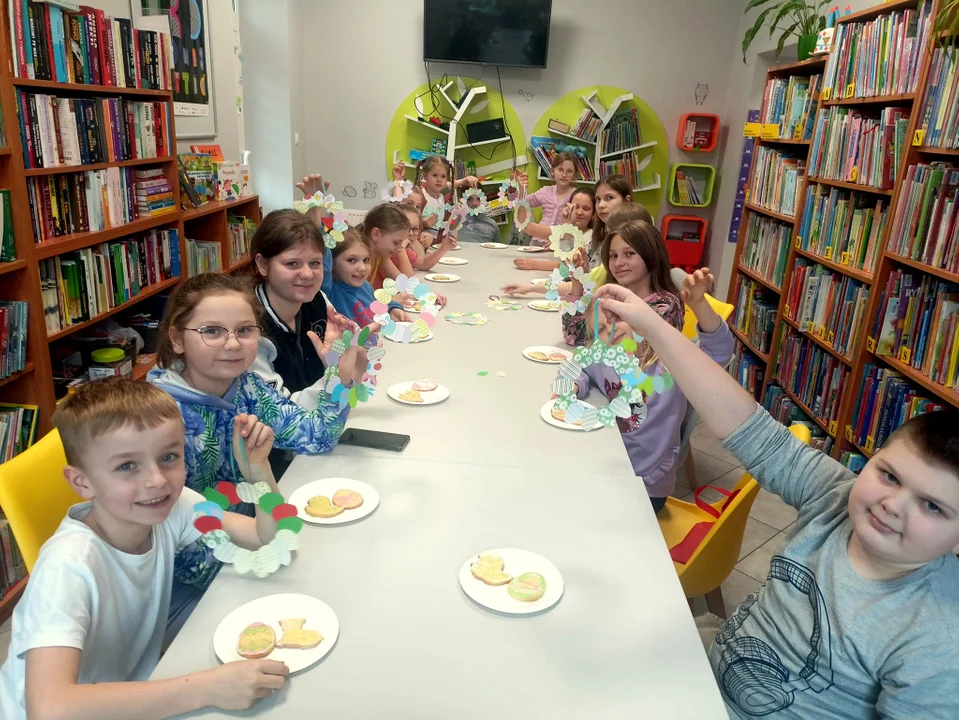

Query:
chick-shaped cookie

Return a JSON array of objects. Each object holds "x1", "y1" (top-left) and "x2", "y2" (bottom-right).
[
  {"x1": 305, "y1": 495, "x2": 344, "y2": 518},
  {"x1": 470, "y1": 553, "x2": 513, "y2": 586},
  {"x1": 276, "y1": 618, "x2": 323, "y2": 649}
]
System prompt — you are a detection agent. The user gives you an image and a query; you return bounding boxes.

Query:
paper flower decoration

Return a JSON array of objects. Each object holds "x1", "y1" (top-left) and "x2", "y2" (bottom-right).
[
  {"x1": 194, "y1": 481, "x2": 302, "y2": 578},
  {"x1": 461, "y1": 187, "x2": 488, "y2": 216},
  {"x1": 382, "y1": 179, "x2": 414, "y2": 203},
  {"x1": 424, "y1": 202, "x2": 452, "y2": 229},
  {"x1": 513, "y1": 198, "x2": 533, "y2": 232},
  {"x1": 443, "y1": 204, "x2": 469, "y2": 234},
  {"x1": 370, "y1": 274, "x2": 438, "y2": 343},
  {"x1": 445, "y1": 312, "x2": 488, "y2": 326},
  {"x1": 322, "y1": 324, "x2": 382, "y2": 409},
  {"x1": 548, "y1": 223, "x2": 587, "y2": 261},
  {"x1": 486, "y1": 298, "x2": 521, "y2": 311},
  {"x1": 545, "y1": 262, "x2": 597, "y2": 316},
  {"x1": 322, "y1": 210, "x2": 349, "y2": 248},
  {"x1": 498, "y1": 179, "x2": 522, "y2": 207}
]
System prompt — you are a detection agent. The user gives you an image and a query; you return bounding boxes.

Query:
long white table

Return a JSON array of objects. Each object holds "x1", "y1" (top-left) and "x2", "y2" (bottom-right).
[{"x1": 153, "y1": 244, "x2": 727, "y2": 718}]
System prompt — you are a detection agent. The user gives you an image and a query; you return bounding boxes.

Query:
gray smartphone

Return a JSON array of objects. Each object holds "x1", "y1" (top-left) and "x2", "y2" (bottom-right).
[{"x1": 340, "y1": 428, "x2": 410, "y2": 453}]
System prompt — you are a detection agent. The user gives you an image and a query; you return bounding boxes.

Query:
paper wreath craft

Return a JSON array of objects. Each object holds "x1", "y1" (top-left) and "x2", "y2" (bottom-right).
[
  {"x1": 425, "y1": 202, "x2": 452, "y2": 229},
  {"x1": 322, "y1": 323, "x2": 385, "y2": 409},
  {"x1": 194, "y1": 481, "x2": 303, "y2": 578},
  {"x1": 442, "y1": 204, "x2": 469, "y2": 234},
  {"x1": 513, "y1": 198, "x2": 533, "y2": 232},
  {"x1": 293, "y1": 191, "x2": 343, "y2": 215},
  {"x1": 548, "y1": 223, "x2": 587, "y2": 262},
  {"x1": 549, "y1": 301, "x2": 673, "y2": 430},
  {"x1": 382, "y1": 179, "x2": 414, "y2": 203},
  {"x1": 370, "y1": 274, "x2": 438, "y2": 342},
  {"x1": 461, "y1": 187, "x2": 488, "y2": 216},
  {"x1": 498, "y1": 179, "x2": 522, "y2": 208},
  {"x1": 545, "y1": 263, "x2": 598, "y2": 317},
  {"x1": 486, "y1": 297, "x2": 521, "y2": 311},
  {"x1": 445, "y1": 312, "x2": 488, "y2": 326}
]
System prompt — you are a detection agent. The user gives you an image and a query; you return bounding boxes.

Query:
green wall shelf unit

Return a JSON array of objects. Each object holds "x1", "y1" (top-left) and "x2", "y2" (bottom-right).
[{"x1": 668, "y1": 163, "x2": 715, "y2": 208}]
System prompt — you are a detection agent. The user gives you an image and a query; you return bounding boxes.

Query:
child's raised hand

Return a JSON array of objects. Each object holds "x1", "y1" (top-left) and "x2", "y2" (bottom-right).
[
  {"x1": 422, "y1": 214, "x2": 438, "y2": 229},
  {"x1": 205, "y1": 659, "x2": 289, "y2": 711},
  {"x1": 462, "y1": 175, "x2": 479, "y2": 188},
  {"x1": 233, "y1": 414, "x2": 275, "y2": 476},
  {"x1": 510, "y1": 169, "x2": 529, "y2": 185},
  {"x1": 561, "y1": 202, "x2": 574, "y2": 220},
  {"x1": 681, "y1": 267, "x2": 715, "y2": 306},
  {"x1": 295, "y1": 174, "x2": 328, "y2": 199},
  {"x1": 593, "y1": 285, "x2": 661, "y2": 334},
  {"x1": 391, "y1": 162, "x2": 405, "y2": 181},
  {"x1": 571, "y1": 247, "x2": 590, "y2": 274}
]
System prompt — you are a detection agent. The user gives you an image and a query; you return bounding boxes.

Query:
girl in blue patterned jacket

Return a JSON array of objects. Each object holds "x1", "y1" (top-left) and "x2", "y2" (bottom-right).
[{"x1": 148, "y1": 272, "x2": 367, "y2": 638}]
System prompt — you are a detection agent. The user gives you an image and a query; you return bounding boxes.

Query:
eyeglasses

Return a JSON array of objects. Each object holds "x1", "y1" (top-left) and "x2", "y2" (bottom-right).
[{"x1": 183, "y1": 325, "x2": 262, "y2": 347}]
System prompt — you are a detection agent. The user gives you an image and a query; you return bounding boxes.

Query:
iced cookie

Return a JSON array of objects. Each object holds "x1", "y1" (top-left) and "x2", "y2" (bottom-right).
[
  {"x1": 549, "y1": 352, "x2": 567, "y2": 362},
  {"x1": 399, "y1": 388, "x2": 424, "y2": 403},
  {"x1": 471, "y1": 553, "x2": 513, "y2": 586},
  {"x1": 332, "y1": 489, "x2": 364, "y2": 510},
  {"x1": 528, "y1": 351, "x2": 549, "y2": 361},
  {"x1": 276, "y1": 618, "x2": 323, "y2": 649},
  {"x1": 551, "y1": 404, "x2": 582, "y2": 426},
  {"x1": 412, "y1": 379, "x2": 438, "y2": 392},
  {"x1": 432, "y1": 275, "x2": 450, "y2": 281},
  {"x1": 237, "y1": 622, "x2": 276, "y2": 659},
  {"x1": 508, "y1": 572, "x2": 547, "y2": 602},
  {"x1": 305, "y1": 495, "x2": 344, "y2": 518}
]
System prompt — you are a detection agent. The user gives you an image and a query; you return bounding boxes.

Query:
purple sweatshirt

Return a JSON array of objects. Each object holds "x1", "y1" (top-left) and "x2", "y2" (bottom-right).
[
  {"x1": 526, "y1": 185, "x2": 573, "y2": 225},
  {"x1": 573, "y1": 322, "x2": 735, "y2": 499}
]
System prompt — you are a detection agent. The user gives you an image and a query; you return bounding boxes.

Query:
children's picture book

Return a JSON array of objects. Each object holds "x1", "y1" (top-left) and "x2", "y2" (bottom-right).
[
  {"x1": 179, "y1": 153, "x2": 215, "y2": 204},
  {"x1": 215, "y1": 162, "x2": 251, "y2": 201}
]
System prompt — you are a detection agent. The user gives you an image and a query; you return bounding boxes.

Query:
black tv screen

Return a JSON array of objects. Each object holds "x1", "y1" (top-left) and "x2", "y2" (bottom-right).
[{"x1": 423, "y1": 0, "x2": 552, "y2": 69}]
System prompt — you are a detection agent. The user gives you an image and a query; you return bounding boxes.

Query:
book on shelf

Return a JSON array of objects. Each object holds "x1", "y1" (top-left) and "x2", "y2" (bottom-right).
[
  {"x1": 0, "y1": 191, "x2": 14, "y2": 262},
  {"x1": 839, "y1": 451, "x2": 867, "y2": 473},
  {"x1": 821, "y1": 3, "x2": 932, "y2": 100},
  {"x1": 189, "y1": 144, "x2": 224, "y2": 162},
  {"x1": 529, "y1": 137, "x2": 594, "y2": 181},
  {"x1": 176, "y1": 155, "x2": 202, "y2": 209},
  {"x1": 729, "y1": 340, "x2": 765, "y2": 400},
  {"x1": 14, "y1": 91, "x2": 171, "y2": 170},
  {"x1": 886, "y1": 162, "x2": 959, "y2": 273},
  {"x1": 227, "y1": 214, "x2": 256, "y2": 264},
  {"x1": 26, "y1": 166, "x2": 140, "y2": 242},
  {"x1": 763, "y1": 384, "x2": 834, "y2": 453},
  {"x1": 187, "y1": 238, "x2": 221, "y2": 275},
  {"x1": 797, "y1": 184, "x2": 887, "y2": 273},
  {"x1": 874, "y1": 269, "x2": 959, "y2": 390},
  {"x1": 133, "y1": 167, "x2": 175, "y2": 218},
  {"x1": 749, "y1": 146, "x2": 804, "y2": 216},
  {"x1": 547, "y1": 119, "x2": 570, "y2": 134},
  {"x1": 598, "y1": 153, "x2": 640, "y2": 189},
  {"x1": 601, "y1": 108, "x2": 642, "y2": 155},
  {"x1": 761, "y1": 73, "x2": 821, "y2": 141},
  {"x1": 776, "y1": 328, "x2": 849, "y2": 426},
  {"x1": 0, "y1": 301, "x2": 28, "y2": 379},
  {"x1": 0, "y1": 401, "x2": 37, "y2": 462},
  {"x1": 38, "y1": 228, "x2": 181, "y2": 333},
  {"x1": 9, "y1": 1, "x2": 172, "y2": 90},
  {"x1": 808, "y1": 106, "x2": 909, "y2": 190},
  {"x1": 733, "y1": 277, "x2": 777, "y2": 354},
  {"x1": 178, "y1": 153, "x2": 215, "y2": 204},
  {"x1": 740, "y1": 212, "x2": 791, "y2": 288},
  {"x1": 0, "y1": 515, "x2": 27, "y2": 598},
  {"x1": 215, "y1": 162, "x2": 251, "y2": 201},
  {"x1": 570, "y1": 109, "x2": 600, "y2": 142},
  {"x1": 785, "y1": 258, "x2": 870, "y2": 359},
  {"x1": 673, "y1": 171, "x2": 702, "y2": 205},
  {"x1": 851, "y1": 364, "x2": 944, "y2": 452},
  {"x1": 917, "y1": 47, "x2": 959, "y2": 150}
]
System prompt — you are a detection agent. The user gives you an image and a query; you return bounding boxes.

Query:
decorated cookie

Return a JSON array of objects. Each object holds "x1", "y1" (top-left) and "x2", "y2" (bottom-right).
[
  {"x1": 305, "y1": 495, "x2": 345, "y2": 518},
  {"x1": 276, "y1": 618, "x2": 323, "y2": 649},
  {"x1": 237, "y1": 622, "x2": 276, "y2": 659},
  {"x1": 529, "y1": 351, "x2": 549, "y2": 361},
  {"x1": 549, "y1": 352, "x2": 567, "y2": 362},
  {"x1": 332, "y1": 489, "x2": 364, "y2": 510},
  {"x1": 399, "y1": 388, "x2": 424, "y2": 403},
  {"x1": 412, "y1": 379, "x2": 438, "y2": 392},
  {"x1": 471, "y1": 553, "x2": 513, "y2": 586},
  {"x1": 431, "y1": 275, "x2": 451, "y2": 281},
  {"x1": 551, "y1": 404, "x2": 582, "y2": 426},
  {"x1": 508, "y1": 572, "x2": 547, "y2": 602}
]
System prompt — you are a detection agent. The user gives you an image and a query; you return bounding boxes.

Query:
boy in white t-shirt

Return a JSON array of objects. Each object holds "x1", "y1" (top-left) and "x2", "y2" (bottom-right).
[{"x1": 0, "y1": 378, "x2": 289, "y2": 720}]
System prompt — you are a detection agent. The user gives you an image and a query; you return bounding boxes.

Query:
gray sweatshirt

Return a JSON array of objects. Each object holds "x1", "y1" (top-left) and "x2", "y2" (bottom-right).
[{"x1": 711, "y1": 406, "x2": 959, "y2": 719}]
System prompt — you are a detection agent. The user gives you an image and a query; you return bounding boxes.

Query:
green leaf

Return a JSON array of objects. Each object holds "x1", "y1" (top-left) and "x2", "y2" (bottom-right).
[
  {"x1": 776, "y1": 21, "x2": 801, "y2": 59},
  {"x1": 743, "y1": 0, "x2": 778, "y2": 13},
  {"x1": 768, "y1": 1, "x2": 805, "y2": 37},
  {"x1": 742, "y1": 6, "x2": 778, "y2": 62}
]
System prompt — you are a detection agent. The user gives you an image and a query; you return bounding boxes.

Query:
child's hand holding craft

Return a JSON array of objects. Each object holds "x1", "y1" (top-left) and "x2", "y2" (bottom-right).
[
  {"x1": 594, "y1": 285, "x2": 661, "y2": 334},
  {"x1": 392, "y1": 162, "x2": 406, "y2": 181},
  {"x1": 306, "y1": 328, "x2": 369, "y2": 388},
  {"x1": 422, "y1": 214, "x2": 438, "y2": 229},
  {"x1": 390, "y1": 307, "x2": 411, "y2": 323},
  {"x1": 419, "y1": 230, "x2": 435, "y2": 248},
  {"x1": 203, "y1": 658, "x2": 289, "y2": 711},
  {"x1": 233, "y1": 415, "x2": 275, "y2": 480}
]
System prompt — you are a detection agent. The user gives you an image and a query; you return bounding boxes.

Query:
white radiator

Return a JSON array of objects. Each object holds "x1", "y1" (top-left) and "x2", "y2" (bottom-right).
[{"x1": 342, "y1": 208, "x2": 367, "y2": 226}]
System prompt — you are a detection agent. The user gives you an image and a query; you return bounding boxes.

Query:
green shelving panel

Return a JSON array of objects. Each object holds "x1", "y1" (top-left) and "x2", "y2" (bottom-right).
[{"x1": 668, "y1": 163, "x2": 715, "y2": 208}]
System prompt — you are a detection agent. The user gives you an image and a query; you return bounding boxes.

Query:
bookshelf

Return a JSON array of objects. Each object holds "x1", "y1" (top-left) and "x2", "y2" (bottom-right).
[{"x1": 728, "y1": 0, "x2": 952, "y2": 465}]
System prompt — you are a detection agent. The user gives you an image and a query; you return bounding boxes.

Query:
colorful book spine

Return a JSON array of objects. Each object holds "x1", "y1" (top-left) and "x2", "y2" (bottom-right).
[
  {"x1": 0, "y1": 301, "x2": 29, "y2": 379},
  {"x1": 917, "y1": 46, "x2": 959, "y2": 149},
  {"x1": 763, "y1": 384, "x2": 834, "y2": 453},
  {"x1": 187, "y1": 238, "x2": 222, "y2": 276},
  {"x1": 729, "y1": 340, "x2": 765, "y2": 400},
  {"x1": 886, "y1": 163, "x2": 959, "y2": 273},
  {"x1": 760, "y1": 73, "x2": 821, "y2": 141},
  {"x1": 739, "y1": 213, "x2": 791, "y2": 288},
  {"x1": 776, "y1": 328, "x2": 850, "y2": 427},
  {"x1": 749, "y1": 146, "x2": 804, "y2": 217},
  {"x1": 808, "y1": 106, "x2": 909, "y2": 189},
  {"x1": 227, "y1": 215, "x2": 257, "y2": 264},
  {"x1": 733, "y1": 278, "x2": 777, "y2": 354},
  {"x1": 851, "y1": 364, "x2": 944, "y2": 452},
  {"x1": 796, "y1": 184, "x2": 887, "y2": 272}
]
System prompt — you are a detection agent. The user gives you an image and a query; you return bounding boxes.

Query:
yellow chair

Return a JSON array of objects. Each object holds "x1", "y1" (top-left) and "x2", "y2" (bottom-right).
[
  {"x1": 0, "y1": 429, "x2": 80, "y2": 573},
  {"x1": 659, "y1": 424, "x2": 811, "y2": 617}
]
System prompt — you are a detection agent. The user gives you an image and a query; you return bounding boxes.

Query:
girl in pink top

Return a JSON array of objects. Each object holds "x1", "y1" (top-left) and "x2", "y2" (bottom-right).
[{"x1": 525, "y1": 151, "x2": 578, "y2": 226}]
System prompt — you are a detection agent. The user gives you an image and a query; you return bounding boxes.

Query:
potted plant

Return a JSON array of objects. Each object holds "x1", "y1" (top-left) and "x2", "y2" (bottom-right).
[
  {"x1": 742, "y1": 0, "x2": 829, "y2": 63},
  {"x1": 936, "y1": 0, "x2": 959, "y2": 43}
]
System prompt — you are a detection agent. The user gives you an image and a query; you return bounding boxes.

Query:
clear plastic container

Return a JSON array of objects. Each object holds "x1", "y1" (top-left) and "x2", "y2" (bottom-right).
[{"x1": 88, "y1": 347, "x2": 133, "y2": 380}]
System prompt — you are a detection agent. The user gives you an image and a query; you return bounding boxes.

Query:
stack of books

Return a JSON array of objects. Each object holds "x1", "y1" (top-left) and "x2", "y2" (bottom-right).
[
  {"x1": 598, "y1": 153, "x2": 639, "y2": 187},
  {"x1": 134, "y1": 169, "x2": 175, "y2": 217},
  {"x1": 15, "y1": 92, "x2": 171, "y2": 169},
  {"x1": 740, "y1": 213, "x2": 791, "y2": 288},
  {"x1": 0, "y1": 191, "x2": 13, "y2": 262},
  {"x1": 0, "y1": 403, "x2": 37, "y2": 462},
  {"x1": 38, "y1": 229, "x2": 181, "y2": 333},
  {"x1": 785, "y1": 259, "x2": 870, "y2": 359},
  {"x1": 569, "y1": 109, "x2": 600, "y2": 142},
  {"x1": 797, "y1": 184, "x2": 887, "y2": 272},
  {"x1": 187, "y1": 239, "x2": 222, "y2": 275},
  {"x1": 821, "y1": 3, "x2": 932, "y2": 100},
  {"x1": 852, "y1": 364, "x2": 944, "y2": 452},
  {"x1": 763, "y1": 384, "x2": 834, "y2": 453},
  {"x1": 733, "y1": 278, "x2": 777, "y2": 354},
  {"x1": 673, "y1": 171, "x2": 703, "y2": 205},
  {"x1": 601, "y1": 108, "x2": 642, "y2": 155},
  {"x1": 27, "y1": 167, "x2": 138, "y2": 242},
  {"x1": 227, "y1": 215, "x2": 257, "y2": 264},
  {"x1": 0, "y1": 301, "x2": 28, "y2": 380},
  {"x1": 776, "y1": 329, "x2": 849, "y2": 427},
  {"x1": 750, "y1": 146, "x2": 803, "y2": 217},
  {"x1": 886, "y1": 163, "x2": 959, "y2": 273},
  {"x1": 839, "y1": 451, "x2": 867, "y2": 473},
  {"x1": 761, "y1": 74, "x2": 820, "y2": 141},
  {"x1": 916, "y1": 47, "x2": 959, "y2": 149},
  {"x1": 808, "y1": 107, "x2": 909, "y2": 190},
  {"x1": 0, "y1": 515, "x2": 27, "y2": 598},
  {"x1": 529, "y1": 138, "x2": 594, "y2": 181},
  {"x1": 874, "y1": 270, "x2": 959, "y2": 390},
  {"x1": 9, "y1": 2, "x2": 172, "y2": 90},
  {"x1": 729, "y1": 340, "x2": 765, "y2": 399}
]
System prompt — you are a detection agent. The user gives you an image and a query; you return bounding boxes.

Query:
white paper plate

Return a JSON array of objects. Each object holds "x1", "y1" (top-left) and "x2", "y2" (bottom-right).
[
  {"x1": 425, "y1": 273, "x2": 460, "y2": 283},
  {"x1": 438, "y1": 257, "x2": 468, "y2": 266},
  {"x1": 523, "y1": 346, "x2": 572, "y2": 364},
  {"x1": 288, "y1": 478, "x2": 380, "y2": 526},
  {"x1": 213, "y1": 594, "x2": 339, "y2": 673},
  {"x1": 479, "y1": 242, "x2": 507, "y2": 249},
  {"x1": 459, "y1": 548, "x2": 564, "y2": 615},
  {"x1": 530, "y1": 277, "x2": 548, "y2": 286},
  {"x1": 539, "y1": 399, "x2": 599, "y2": 432},
  {"x1": 517, "y1": 245, "x2": 547, "y2": 253},
  {"x1": 383, "y1": 325, "x2": 434, "y2": 343},
  {"x1": 387, "y1": 381, "x2": 450, "y2": 406},
  {"x1": 528, "y1": 299, "x2": 561, "y2": 312},
  {"x1": 448, "y1": 245, "x2": 462, "y2": 251}
]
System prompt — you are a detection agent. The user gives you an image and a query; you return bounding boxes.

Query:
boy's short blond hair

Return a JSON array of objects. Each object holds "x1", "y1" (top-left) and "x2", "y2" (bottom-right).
[{"x1": 53, "y1": 377, "x2": 183, "y2": 469}]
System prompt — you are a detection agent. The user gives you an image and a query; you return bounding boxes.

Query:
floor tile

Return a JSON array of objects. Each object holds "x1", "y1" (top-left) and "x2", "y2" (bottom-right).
[
  {"x1": 719, "y1": 570, "x2": 762, "y2": 613},
  {"x1": 748, "y1": 488, "x2": 798, "y2": 530},
  {"x1": 687, "y1": 450, "x2": 737, "y2": 488},
  {"x1": 737, "y1": 532, "x2": 788, "y2": 581},
  {"x1": 691, "y1": 423, "x2": 740, "y2": 465},
  {"x1": 737, "y1": 518, "x2": 779, "y2": 562}
]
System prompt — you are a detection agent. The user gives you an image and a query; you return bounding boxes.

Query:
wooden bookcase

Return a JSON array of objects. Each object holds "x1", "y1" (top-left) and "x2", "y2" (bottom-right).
[
  {"x1": 0, "y1": 9, "x2": 258, "y2": 620},
  {"x1": 727, "y1": 0, "x2": 953, "y2": 463}
]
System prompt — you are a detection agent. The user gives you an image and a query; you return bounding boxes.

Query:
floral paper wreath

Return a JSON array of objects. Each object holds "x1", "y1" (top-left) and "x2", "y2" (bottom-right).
[
  {"x1": 461, "y1": 188, "x2": 488, "y2": 216},
  {"x1": 371, "y1": 274, "x2": 439, "y2": 343},
  {"x1": 513, "y1": 198, "x2": 533, "y2": 232},
  {"x1": 548, "y1": 223, "x2": 587, "y2": 261},
  {"x1": 549, "y1": 301, "x2": 674, "y2": 430},
  {"x1": 323, "y1": 323, "x2": 385, "y2": 409},
  {"x1": 194, "y1": 481, "x2": 302, "y2": 578},
  {"x1": 425, "y1": 202, "x2": 453, "y2": 229},
  {"x1": 382, "y1": 179, "x2": 414, "y2": 203},
  {"x1": 545, "y1": 263, "x2": 597, "y2": 317},
  {"x1": 498, "y1": 179, "x2": 522, "y2": 207},
  {"x1": 441, "y1": 204, "x2": 468, "y2": 234},
  {"x1": 445, "y1": 312, "x2": 488, "y2": 326}
]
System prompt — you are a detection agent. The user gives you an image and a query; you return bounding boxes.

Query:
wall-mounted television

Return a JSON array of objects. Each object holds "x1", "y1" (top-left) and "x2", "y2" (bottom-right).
[{"x1": 423, "y1": 0, "x2": 552, "y2": 69}]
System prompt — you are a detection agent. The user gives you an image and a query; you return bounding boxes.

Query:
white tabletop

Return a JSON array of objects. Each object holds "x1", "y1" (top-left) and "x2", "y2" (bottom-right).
[{"x1": 152, "y1": 243, "x2": 727, "y2": 718}]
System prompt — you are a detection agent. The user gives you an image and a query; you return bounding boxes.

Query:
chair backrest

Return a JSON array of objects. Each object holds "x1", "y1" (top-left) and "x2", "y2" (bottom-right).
[{"x1": 0, "y1": 429, "x2": 80, "y2": 573}]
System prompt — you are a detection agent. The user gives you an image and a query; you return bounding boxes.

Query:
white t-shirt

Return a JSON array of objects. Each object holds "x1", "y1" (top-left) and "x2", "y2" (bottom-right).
[
  {"x1": 0, "y1": 488, "x2": 202, "y2": 719},
  {"x1": 422, "y1": 190, "x2": 445, "y2": 236}
]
